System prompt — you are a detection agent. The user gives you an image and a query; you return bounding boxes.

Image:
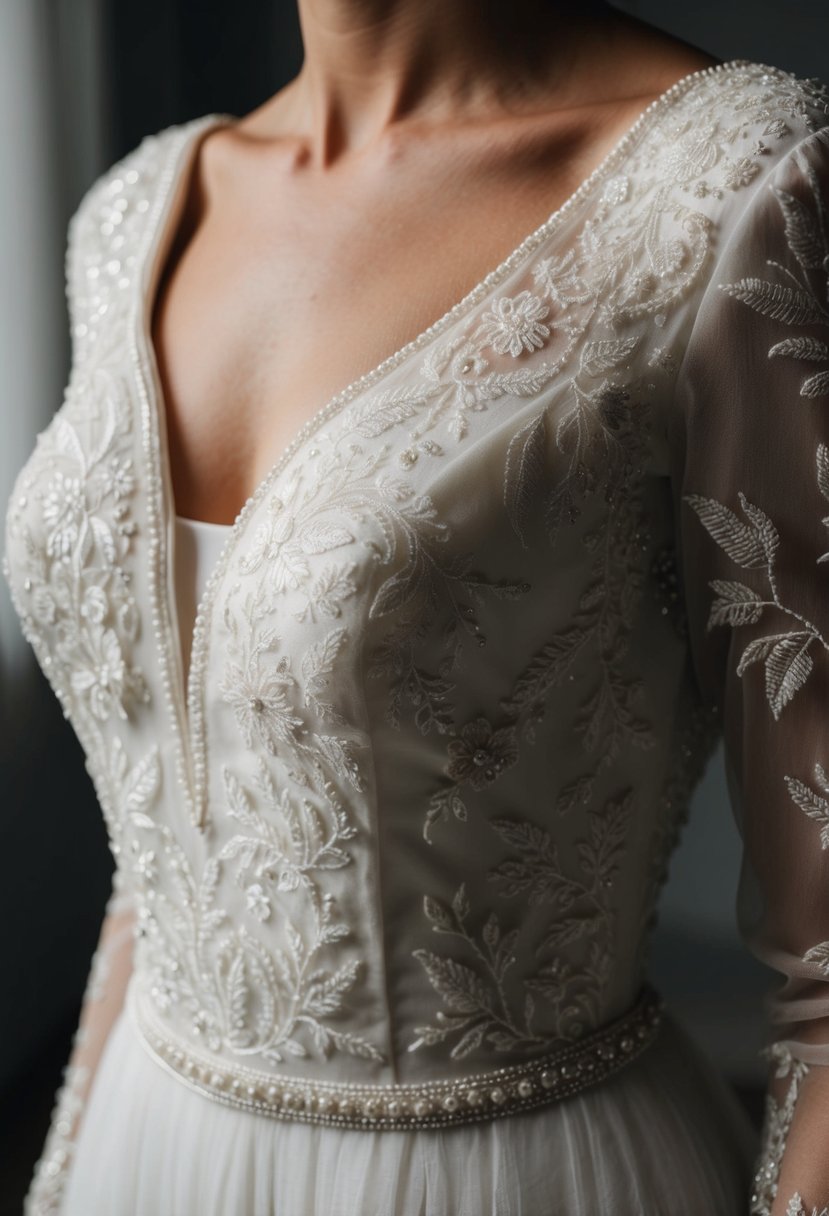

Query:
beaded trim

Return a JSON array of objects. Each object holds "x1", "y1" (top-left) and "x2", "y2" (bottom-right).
[{"x1": 129, "y1": 980, "x2": 663, "y2": 1131}]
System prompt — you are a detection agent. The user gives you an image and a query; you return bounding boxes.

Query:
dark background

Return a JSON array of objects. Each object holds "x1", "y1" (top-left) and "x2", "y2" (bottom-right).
[{"x1": 1, "y1": 1, "x2": 827, "y2": 1212}]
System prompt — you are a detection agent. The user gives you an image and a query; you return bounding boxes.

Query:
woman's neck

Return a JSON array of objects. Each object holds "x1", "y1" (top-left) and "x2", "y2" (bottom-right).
[{"x1": 270, "y1": 0, "x2": 617, "y2": 162}]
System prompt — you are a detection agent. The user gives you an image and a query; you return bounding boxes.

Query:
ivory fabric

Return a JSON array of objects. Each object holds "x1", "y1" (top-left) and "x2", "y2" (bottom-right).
[
  {"x1": 172, "y1": 513, "x2": 231, "y2": 685},
  {"x1": 5, "y1": 57, "x2": 829, "y2": 1214}
]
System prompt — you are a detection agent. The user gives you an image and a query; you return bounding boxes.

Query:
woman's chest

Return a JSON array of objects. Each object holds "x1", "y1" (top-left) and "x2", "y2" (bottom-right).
[{"x1": 149, "y1": 100, "x2": 660, "y2": 526}]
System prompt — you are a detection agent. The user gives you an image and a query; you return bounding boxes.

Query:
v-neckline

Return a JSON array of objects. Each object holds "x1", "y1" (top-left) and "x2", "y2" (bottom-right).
[{"x1": 131, "y1": 57, "x2": 753, "y2": 832}]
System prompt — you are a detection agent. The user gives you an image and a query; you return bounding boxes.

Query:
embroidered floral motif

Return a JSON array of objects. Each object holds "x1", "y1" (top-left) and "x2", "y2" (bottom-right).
[
  {"x1": 685, "y1": 147, "x2": 829, "y2": 716},
  {"x1": 473, "y1": 290, "x2": 553, "y2": 357},
  {"x1": 785, "y1": 1194, "x2": 829, "y2": 1216},
  {"x1": 4, "y1": 371, "x2": 150, "y2": 892},
  {"x1": 424, "y1": 382, "x2": 657, "y2": 840},
  {"x1": 445, "y1": 716, "x2": 520, "y2": 791},
  {"x1": 6, "y1": 64, "x2": 829, "y2": 1159},
  {"x1": 750, "y1": 1042, "x2": 811, "y2": 1215},
  {"x1": 130, "y1": 746, "x2": 383, "y2": 1065},
  {"x1": 220, "y1": 641, "x2": 303, "y2": 755},
  {"x1": 682, "y1": 125, "x2": 829, "y2": 1213}
]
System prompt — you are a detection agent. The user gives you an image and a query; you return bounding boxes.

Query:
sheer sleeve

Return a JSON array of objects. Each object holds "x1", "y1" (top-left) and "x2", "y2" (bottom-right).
[
  {"x1": 23, "y1": 878, "x2": 136, "y2": 1215},
  {"x1": 670, "y1": 125, "x2": 829, "y2": 1216}
]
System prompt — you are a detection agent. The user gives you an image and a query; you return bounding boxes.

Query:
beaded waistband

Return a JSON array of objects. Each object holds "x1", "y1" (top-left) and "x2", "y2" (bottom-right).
[{"x1": 128, "y1": 980, "x2": 664, "y2": 1131}]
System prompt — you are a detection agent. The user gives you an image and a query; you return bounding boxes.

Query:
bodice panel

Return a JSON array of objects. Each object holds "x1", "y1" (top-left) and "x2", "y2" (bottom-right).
[{"x1": 5, "y1": 60, "x2": 829, "y2": 1168}]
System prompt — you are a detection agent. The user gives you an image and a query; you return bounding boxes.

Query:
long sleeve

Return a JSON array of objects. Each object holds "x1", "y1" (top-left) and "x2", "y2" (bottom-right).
[
  {"x1": 21, "y1": 185, "x2": 140, "y2": 1213},
  {"x1": 670, "y1": 124, "x2": 829, "y2": 1215},
  {"x1": 23, "y1": 880, "x2": 136, "y2": 1215}
]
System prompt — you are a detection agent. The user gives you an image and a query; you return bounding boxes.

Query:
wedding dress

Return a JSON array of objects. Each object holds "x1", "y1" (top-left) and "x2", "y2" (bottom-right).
[{"x1": 5, "y1": 57, "x2": 829, "y2": 1215}]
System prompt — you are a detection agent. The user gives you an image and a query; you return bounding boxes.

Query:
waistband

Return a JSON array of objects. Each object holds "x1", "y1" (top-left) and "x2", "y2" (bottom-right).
[{"x1": 128, "y1": 980, "x2": 664, "y2": 1132}]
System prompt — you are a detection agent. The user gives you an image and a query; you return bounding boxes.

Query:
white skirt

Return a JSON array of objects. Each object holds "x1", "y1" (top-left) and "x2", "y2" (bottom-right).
[{"x1": 58, "y1": 996, "x2": 759, "y2": 1215}]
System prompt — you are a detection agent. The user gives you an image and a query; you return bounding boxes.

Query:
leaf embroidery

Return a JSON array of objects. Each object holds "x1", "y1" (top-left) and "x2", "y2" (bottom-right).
[
  {"x1": 503, "y1": 411, "x2": 547, "y2": 549},
  {"x1": 686, "y1": 493, "x2": 826, "y2": 720},
  {"x1": 750, "y1": 1043, "x2": 811, "y2": 1215},
  {"x1": 719, "y1": 278, "x2": 826, "y2": 327},
  {"x1": 410, "y1": 789, "x2": 633, "y2": 1059}
]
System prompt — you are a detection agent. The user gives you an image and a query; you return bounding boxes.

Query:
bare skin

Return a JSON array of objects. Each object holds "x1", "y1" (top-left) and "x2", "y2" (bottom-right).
[{"x1": 151, "y1": 0, "x2": 720, "y2": 526}]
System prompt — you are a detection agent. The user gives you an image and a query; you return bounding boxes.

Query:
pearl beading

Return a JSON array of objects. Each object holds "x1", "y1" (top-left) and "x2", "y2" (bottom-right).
[{"x1": 129, "y1": 980, "x2": 663, "y2": 1131}]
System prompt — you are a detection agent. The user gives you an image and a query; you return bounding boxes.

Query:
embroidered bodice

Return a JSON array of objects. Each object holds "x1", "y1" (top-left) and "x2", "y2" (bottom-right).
[{"x1": 6, "y1": 59, "x2": 829, "y2": 1214}]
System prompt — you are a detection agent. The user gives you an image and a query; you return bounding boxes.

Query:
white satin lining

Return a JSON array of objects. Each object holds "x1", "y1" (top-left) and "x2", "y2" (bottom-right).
[{"x1": 174, "y1": 514, "x2": 232, "y2": 683}]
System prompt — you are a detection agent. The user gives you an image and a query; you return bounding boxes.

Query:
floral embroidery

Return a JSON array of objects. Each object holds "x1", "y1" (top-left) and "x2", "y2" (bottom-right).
[
  {"x1": 473, "y1": 289, "x2": 552, "y2": 357},
  {"x1": 129, "y1": 746, "x2": 383, "y2": 1065},
  {"x1": 750, "y1": 1043, "x2": 811, "y2": 1215},
  {"x1": 721, "y1": 154, "x2": 763, "y2": 189},
  {"x1": 786, "y1": 1195, "x2": 829, "y2": 1216},
  {"x1": 445, "y1": 716, "x2": 520, "y2": 791},
  {"x1": 685, "y1": 488, "x2": 829, "y2": 718},
  {"x1": 684, "y1": 127, "x2": 829, "y2": 721},
  {"x1": 220, "y1": 621, "x2": 304, "y2": 755},
  {"x1": 682, "y1": 123, "x2": 829, "y2": 1212},
  {"x1": 424, "y1": 382, "x2": 657, "y2": 840},
  {"x1": 5, "y1": 65, "x2": 829, "y2": 1161},
  {"x1": 4, "y1": 368, "x2": 150, "y2": 893}
]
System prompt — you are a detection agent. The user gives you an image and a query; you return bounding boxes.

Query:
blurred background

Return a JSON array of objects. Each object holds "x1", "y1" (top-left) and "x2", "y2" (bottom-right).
[{"x1": 1, "y1": 0, "x2": 828, "y2": 1211}]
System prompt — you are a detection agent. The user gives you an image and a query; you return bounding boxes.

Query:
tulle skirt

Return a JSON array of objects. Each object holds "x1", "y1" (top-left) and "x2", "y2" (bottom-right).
[{"x1": 59, "y1": 995, "x2": 759, "y2": 1215}]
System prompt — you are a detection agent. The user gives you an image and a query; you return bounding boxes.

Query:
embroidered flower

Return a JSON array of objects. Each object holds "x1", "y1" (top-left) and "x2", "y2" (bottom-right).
[
  {"x1": 241, "y1": 498, "x2": 295, "y2": 572},
  {"x1": 276, "y1": 861, "x2": 301, "y2": 893},
  {"x1": 475, "y1": 291, "x2": 552, "y2": 357},
  {"x1": 245, "y1": 883, "x2": 272, "y2": 921},
  {"x1": 723, "y1": 155, "x2": 762, "y2": 189},
  {"x1": 100, "y1": 455, "x2": 136, "y2": 499},
  {"x1": 240, "y1": 490, "x2": 355, "y2": 597},
  {"x1": 446, "y1": 716, "x2": 519, "y2": 790},
  {"x1": 785, "y1": 1196, "x2": 829, "y2": 1216},
  {"x1": 43, "y1": 472, "x2": 88, "y2": 561},
  {"x1": 601, "y1": 174, "x2": 630, "y2": 206},
  {"x1": 220, "y1": 655, "x2": 303, "y2": 753},
  {"x1": 70, "y1": 623, "x2": 127, "y2": 719},
  {"x1": 31, "y1": 585, "x2": 58, "y2": 626},
  {"x1": 81, "y1": 584, "x2": 108, "y2": 624}
]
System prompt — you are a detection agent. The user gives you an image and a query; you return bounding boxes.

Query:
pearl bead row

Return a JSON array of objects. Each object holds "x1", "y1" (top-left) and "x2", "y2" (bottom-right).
[
  {"x1": 128, "y1": 119, "x2": 227, "y2": 831},
  {"x1": 130, "y1": 981, "x2": 663, "y2": 1132}
]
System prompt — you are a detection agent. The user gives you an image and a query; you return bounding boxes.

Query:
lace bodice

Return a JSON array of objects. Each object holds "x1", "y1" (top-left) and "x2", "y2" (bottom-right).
[{"x1": 5, "y1": 58, "x2": 829, "y2": 1214}]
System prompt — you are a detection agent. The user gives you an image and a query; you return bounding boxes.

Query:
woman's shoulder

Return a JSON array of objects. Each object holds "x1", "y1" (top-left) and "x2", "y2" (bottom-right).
[
  {"x1": 641, "y1": 58, "x2": 829, "y2": 206},
  {"x1": 65, "y1": 113, "x2": 227, "y2": 270},
  {"x1": 63, "y1": 115, "x2": 222, "y2": 360},
  {"x1": 590, "y1": 59, "x2": 829, "y2": 330}
]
